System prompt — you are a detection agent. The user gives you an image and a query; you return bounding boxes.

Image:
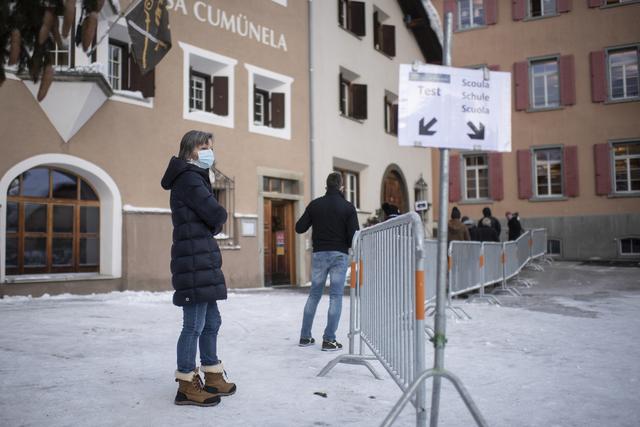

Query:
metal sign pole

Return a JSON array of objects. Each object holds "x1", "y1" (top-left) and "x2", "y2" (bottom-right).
[{"x1": 430, "y1": 12, "x2": 452, "y2": 427}]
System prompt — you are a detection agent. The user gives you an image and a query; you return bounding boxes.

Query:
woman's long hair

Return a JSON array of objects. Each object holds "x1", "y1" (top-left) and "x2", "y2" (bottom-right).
[{"x1": 178, "y1": 130, "x2": 213, "y2": 160}]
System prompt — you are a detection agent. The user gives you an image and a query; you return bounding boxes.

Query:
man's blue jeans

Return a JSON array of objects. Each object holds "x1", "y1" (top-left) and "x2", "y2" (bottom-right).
[
  {"x1": 177, "y1": 302, "x2": 221, "y2": 373},
  {"x1": 300, "y1": 251, "x2": 349, "y2": 342}
]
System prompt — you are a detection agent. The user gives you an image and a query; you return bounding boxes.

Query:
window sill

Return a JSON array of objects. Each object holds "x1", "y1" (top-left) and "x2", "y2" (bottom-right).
[
  {"x1": 601, "y1": 0, "x2": 640, "y2": 9},
  {"x1": 249, "y1": 123, "x2": 291, "y2": 140},
  {"x1": 608, "y1": 192, "x2": 640, "y2": 198},
  {"x1": 4, "y1": 273, "x2": 114, "y2": 284},
  {"x1": 356, "y1": 209, "x2": 372, "y2": 215},
  {"x1": 523, "y1": 13, "x2": 560, "y2": 22},
  {"x1": 458, "y1": 199, "x2": 494, "y2": 205},
  {"x1": 184, "y1": 109, "x2": 234, "y2": 129},
  {"x1": 454, "y1": 24, "x2": 488, "y2": 33},
  {"x1": 604, "y1": 97, "x2": 640, "y2": 105},
  {"x1": 528, "y1": 196, "x2": 568, "y2": 202},
  {"x1": 338, "y1": 25, "x2": 363, "y2": 40},
  {"x1": 219, "y1": 244, "x2": 241, "y2": 251},
  {"x1": 339, "y1": 113, "x2": 365, "y2": 124},
  {"x1": 525, "y1": 106, "x2": 563, "y2": 113},
  {"x1": 110, "y1": 90, "x2": 154, "y2": 108}
]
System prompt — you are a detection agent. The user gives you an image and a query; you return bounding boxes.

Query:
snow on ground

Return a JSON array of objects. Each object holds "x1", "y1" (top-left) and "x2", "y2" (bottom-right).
[{"x1": 1, "y1": 262, "x2": 639, "y2": 427}]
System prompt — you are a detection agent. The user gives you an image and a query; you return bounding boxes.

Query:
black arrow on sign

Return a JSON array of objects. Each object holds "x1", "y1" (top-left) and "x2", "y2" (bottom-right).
[
  {"x1": 419, "y1": 117, "x2": 437, "y2": 136},
  {"x1": 467, "y1": 121, "x2": 485, "y2": 140}
]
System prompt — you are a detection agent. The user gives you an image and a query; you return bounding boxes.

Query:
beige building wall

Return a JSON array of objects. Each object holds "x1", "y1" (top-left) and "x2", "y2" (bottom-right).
[
  {"x1": 0, "y1": 0, "x2": 310, "y2": 296},
  {"x1": 311, "y1": 0, "x2": 435, "y2": 230},
  {"x1": 429, "y1": 1, "x2": 640, "y2": 258}
]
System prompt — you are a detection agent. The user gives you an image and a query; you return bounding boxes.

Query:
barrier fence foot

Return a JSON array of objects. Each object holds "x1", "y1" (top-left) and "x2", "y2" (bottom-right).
[
  {"x1": 525, "y1": 263, "x2": 545, "y2": 272},
  {"x1": 492, "y1": 286, "x2": 521, "y2": 297},
  {"x1": 317, "y1": 354, "x2": 383, "y2": 380},
  {"x1": 466, "y1": 294, "x2": 501, "y2": 306},
  {"x1": 450, "y1": 304, "x2": 472, "y2": 320},
  {"x1": 380, "y1": 369, "x2": 488, "y2": 427},
  {"x1": 424, "y1": 326, "x2": 435, "y2": 339}
]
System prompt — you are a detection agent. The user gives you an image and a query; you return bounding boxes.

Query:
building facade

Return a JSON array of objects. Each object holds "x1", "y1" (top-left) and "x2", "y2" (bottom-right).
[
  {"x1": 430, "y1": 0, "x2": 640, "y2": 260},
  {"x1": 310, "y1": 0, "x2": 440, "y2": 230},
  {"x1": 0, "y1": 0, "x2": 311, "y2": 296}
]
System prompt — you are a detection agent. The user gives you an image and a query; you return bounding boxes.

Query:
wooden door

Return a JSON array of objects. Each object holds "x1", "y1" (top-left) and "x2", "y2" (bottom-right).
[
  {"x1": 263, "y1": 199, "x2": 272, "y2": 284},
  {"x1": 383, "y1": 171, "x2": 407, "y2": 213}
]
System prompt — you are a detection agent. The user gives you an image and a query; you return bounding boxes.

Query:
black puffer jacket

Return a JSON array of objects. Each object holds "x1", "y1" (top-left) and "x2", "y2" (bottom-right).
[{"x1": 161, "y1": 157, "x2": 228, "y2": 306}]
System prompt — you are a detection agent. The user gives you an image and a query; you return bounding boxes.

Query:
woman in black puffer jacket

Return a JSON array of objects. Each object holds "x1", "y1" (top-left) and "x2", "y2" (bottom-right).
[{"x1": 161, "y1": 130, "x2": 236, "y2": 407}]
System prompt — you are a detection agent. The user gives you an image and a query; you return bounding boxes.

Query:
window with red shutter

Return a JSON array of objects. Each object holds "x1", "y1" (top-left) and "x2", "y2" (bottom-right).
[
  {"x1": 560, "y1": 55, "x2": 576, "y2": 106},
  {"x1": 517, "y1": 150, "x2": 532, "y2": 199},
  {"x1": 594, "y1": 143, "x2": 611, "y2": 195},
  {"x1": 489, "y1": 152, "x2": 504, "y2": 200},
  {"x1": 449, "y1": 154, "x2": 461, "y2": 202},
  {"x1": 512, "y1": 0, "x2": 526, "y2": 20},
  {"x1": 590, "y1": 51, "x2": 607, "y2": 102},
  {"x1": 444, "y1": 0, "x2": 458, "y2": 30},
  {"x1": 557, "y1": 0, "x2": 572, "y2": 13},
  {"x1": 485, "y1": 0, "x2": 498, "y2": 25},
  {"x1": 513, "y1": 61, "x2": 529, "y2": 111},
  {"x1": 563, "y1": 145, "x2": 579, "y2": 197}
]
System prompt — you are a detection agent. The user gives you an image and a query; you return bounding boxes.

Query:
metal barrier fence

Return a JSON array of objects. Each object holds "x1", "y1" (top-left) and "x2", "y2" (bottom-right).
[
  {"x1": 321, "y1": 215, "x2": 548, "y2": 426},
  {"x1": 319, "y1": 213, "x2": 428, "y2": 425}
]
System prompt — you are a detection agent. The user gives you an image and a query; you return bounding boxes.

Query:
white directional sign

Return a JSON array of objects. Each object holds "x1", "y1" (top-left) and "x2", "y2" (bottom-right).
[{"x1": 398, "y1": 63, "x2": 511, "y2": 152}]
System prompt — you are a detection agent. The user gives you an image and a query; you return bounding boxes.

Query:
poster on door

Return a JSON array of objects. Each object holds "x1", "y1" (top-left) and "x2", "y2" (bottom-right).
[{"x1": 276, "y1": 231, "x2": 285, "y2": 256}]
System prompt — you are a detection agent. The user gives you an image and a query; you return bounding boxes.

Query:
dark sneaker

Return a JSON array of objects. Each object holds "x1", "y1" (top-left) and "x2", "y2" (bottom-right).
[
  {"x1": 299, "y1": 337, "x2": 315, "y2": 347},
  {"x1": 321, "y1": 340, "x2": 343, "y2": 352}
]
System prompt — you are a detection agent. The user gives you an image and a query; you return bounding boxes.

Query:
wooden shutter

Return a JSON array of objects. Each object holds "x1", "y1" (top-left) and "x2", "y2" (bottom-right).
[
  {"x1": 391, "y1": 103, "x2": 398, "y2": 135},
  {"x1": 382, "y1": 25, "x2": 395, "y2": 57},
  {"x1": 443, "y1": 0, "x2": 457, "y2": 30},
  {"x1": 352, "y1": 84, "x2": 367, "y2": 120},
  {"x1": 590, "y1": 51, "x2": 607, "y2": 103},
  {"x1": 270, "y1": 92, "x2": 285, "y2": 129},
  {"x1": 349, "y1": 1, "x2": 366, "y2": 36},
  {"x1": 449, "y1": 154, "x2": 461, "y2": 203},
  {"x1": 512, "y1": 0, "x2": 526, "y2": 21},
  {"x1": 485, "y1": 0, "x2": 498, "y2": 25},
  {"x1": 557, "y1": 0, "x2": 572, "y2": 13},
  {"x1": 489, "y1": 152, "x2": 504, "y2": 201},
  {"x1": 129, "y1": 59, "x2": 155, "y2": 98},
  {"x1": 588, "y1": 0, "x2": 603, "y2": 7},
  {"x1": 563, "y1": 145, "x2": 579, "y2": 197},
  {"x1": 594, "y1": 143, "x2": 611, "y2": 195},
  {"x1": 560, "y1": 55, "x2": 576, "y2": 106},
  {"x1": 514, "y1": 61, "x2": 529, "y2": 111},
  {"x1": 212, "y1": 76, "x2": 228, "y2": 116},
  {"x1": 517, "y1": 149, "x2": 532, "y2": 199},
  {"x1": 488, "y1": 64, "x2": 501, "y2": 71}
]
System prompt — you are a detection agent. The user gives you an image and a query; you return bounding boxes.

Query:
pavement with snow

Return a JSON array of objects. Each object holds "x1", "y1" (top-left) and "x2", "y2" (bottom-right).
[{"x1": 1, "y1": 261, "x2": 639, "y2": 427}]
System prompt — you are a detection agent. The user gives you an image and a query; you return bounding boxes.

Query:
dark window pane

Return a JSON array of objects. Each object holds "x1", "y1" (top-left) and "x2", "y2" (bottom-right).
[
  {"x1": 7, "y1": 202, "x2": 19, "y2": 233},
  {"x1": 22, "y1": 168, "x2": 49, "y2": 197},
  {"x1": 8, "y1": 177, "x2": 20, "y2": 196},
  {"x1": 52, "y1": 170, "x2": 77, "y2": 199},
  {"x1": 80, "y1": 238, "x2": 99, "y2": 265},
  {"x1": 621, "y1": 238, "x2": 631, "y2": 253},
  {"x1": 53, "y1": 205, "x2": 74, "y2": 233},
  {"x1": 6, "y1": 238, "x2": 18, "y2": 267},
  {"x1": 24, "y1": 238, "x2": 47, "y2": 267},
  {"x1": 25, "y1": 203, "x2": 47, "y2": 232},
  {"x1": 547, "y1": 239, "x2": 561, "y2": 255},
  {"x1": 81, "y1": 180, "x2": 98, "y2": 200},
  {"x1": 80, "y1": 207, "x2": 99, "y2": 233},
  {"x1": 282, "y1": 179, "x2": 298, "y2": 194},
  {"x1": 52, "y1": 238, "x2": 73, "y2": 266},
  {"x1": 632, "y1": 238, "x2": 640, "y2": 252}
]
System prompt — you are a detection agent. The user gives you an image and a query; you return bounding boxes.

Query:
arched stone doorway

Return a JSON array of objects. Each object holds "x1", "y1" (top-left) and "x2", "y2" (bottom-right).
[{"x1": 380, "y1": 164, "x2": 409, "y2": 214}]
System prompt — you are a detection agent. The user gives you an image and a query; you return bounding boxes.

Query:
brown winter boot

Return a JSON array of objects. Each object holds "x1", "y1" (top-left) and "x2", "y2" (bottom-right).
[
  {"x1": 202, "y1": 362, "x2": 237, "y2": 396},
  {"x1": 174, "y1": 368, "x2": 221, "y2": 407}
]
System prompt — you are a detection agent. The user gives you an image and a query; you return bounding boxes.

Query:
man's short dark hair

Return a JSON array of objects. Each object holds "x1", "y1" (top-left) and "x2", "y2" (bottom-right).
[
  {"x1": 451, "y1": 206, "x2": 461, "y2": 219},
  {"x1": 326, "y1": 172, "x2": 343, "y2": 189}
]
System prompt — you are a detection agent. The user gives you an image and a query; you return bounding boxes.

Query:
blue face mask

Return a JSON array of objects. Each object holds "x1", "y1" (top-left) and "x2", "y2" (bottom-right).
[{"x1": 193, "y1": 148, "x2": 214, "y2": 169}]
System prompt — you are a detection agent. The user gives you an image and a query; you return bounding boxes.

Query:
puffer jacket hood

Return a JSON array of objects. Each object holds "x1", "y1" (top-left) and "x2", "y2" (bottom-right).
[{"x1": 161, "y1": 156, "x2": 207, "y2": 190}]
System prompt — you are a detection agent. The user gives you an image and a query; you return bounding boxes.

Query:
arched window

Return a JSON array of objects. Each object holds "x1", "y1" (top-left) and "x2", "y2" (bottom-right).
[{"x1": 6, "y1": 167, "x2": 100, "y2": 275}]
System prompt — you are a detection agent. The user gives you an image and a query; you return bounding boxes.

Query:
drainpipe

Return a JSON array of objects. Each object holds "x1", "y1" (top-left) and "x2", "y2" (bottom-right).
[{"x1": 308, "y1": 0, "x2": 316, "y2": 199}]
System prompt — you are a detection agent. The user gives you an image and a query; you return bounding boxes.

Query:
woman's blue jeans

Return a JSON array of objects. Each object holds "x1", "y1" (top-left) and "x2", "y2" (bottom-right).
[{"x1": 177, "y1": 302, "x2": 221, "y2": 373}]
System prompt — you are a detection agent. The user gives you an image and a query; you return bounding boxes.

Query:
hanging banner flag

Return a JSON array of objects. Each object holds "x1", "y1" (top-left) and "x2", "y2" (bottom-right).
[{"x1": 126, "y1": 0, "x2": 172, "y2": 75}]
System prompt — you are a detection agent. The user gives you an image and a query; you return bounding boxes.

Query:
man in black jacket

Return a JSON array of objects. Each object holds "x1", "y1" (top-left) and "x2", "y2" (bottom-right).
[
  {"x1": 478, "y1": 207, "x2": 501, "y2": 241},
  {"x1": 296, "y1": 172, "x2": 359, "y2": 351}
]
